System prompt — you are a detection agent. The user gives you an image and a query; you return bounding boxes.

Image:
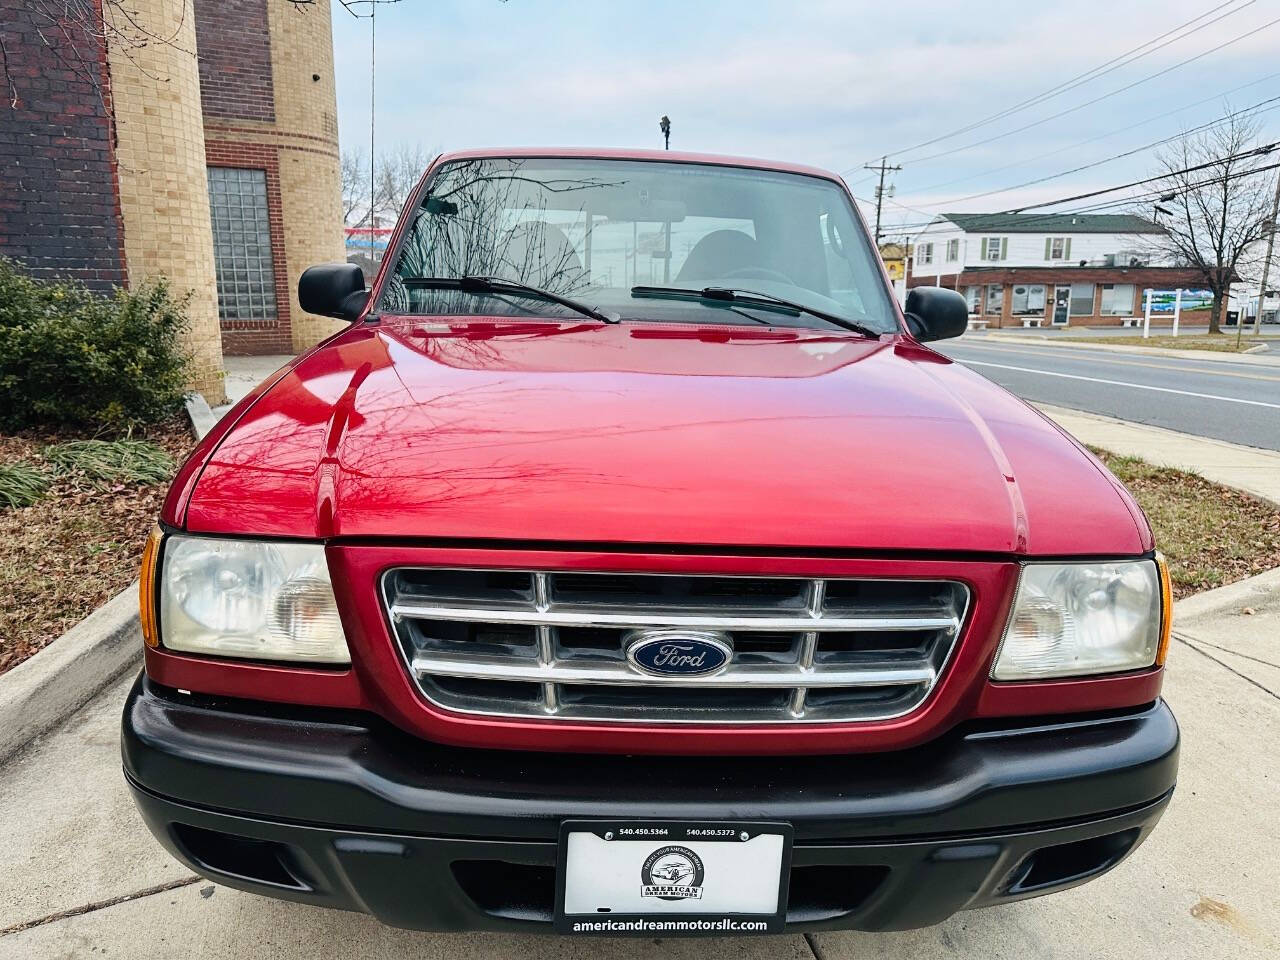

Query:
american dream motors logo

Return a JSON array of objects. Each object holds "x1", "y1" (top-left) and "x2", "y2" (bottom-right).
[{"x1": 640, "y1": 845, "x2": 705, "y2": 901}]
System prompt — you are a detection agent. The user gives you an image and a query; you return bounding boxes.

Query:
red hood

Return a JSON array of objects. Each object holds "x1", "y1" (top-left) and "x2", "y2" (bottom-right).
[{"x1": 178, "y1": 319, "x2": 1150, "y2": 555}]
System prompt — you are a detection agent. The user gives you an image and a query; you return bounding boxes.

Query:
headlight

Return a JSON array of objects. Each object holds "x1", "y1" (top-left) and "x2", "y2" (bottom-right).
[
  {"x1": 159, "y1": 535, "x2": 350, "y2": 664},
  {"x1": 992, "y1": 559, "x2": 1167, "y2": 681}
]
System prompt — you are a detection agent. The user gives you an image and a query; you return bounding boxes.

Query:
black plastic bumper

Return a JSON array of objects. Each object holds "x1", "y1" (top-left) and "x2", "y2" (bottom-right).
[{"x1": 122, "y1": 674, "x2": 1178, "y2": 933}]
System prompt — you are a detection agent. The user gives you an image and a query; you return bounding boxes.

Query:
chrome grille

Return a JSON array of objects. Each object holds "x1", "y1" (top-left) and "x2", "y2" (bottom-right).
[{"x1": 382, "y1": 569, "x2": 969, "y2": 724}]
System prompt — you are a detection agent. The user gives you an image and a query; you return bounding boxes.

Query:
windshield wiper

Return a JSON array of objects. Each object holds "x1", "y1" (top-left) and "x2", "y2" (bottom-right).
[
  {"x1": 402, "y1": 276, "x2": 619, "y2": 324},
  {"x1": 630, "y1": 285, "x2": 882, "y2": 339}
]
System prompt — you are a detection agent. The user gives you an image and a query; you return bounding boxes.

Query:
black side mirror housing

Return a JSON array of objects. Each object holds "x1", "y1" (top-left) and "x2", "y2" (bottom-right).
[
  {"x1": 903, "y1": 286, "x2": 969, "y2": 342},
  {"x1": 299, "y1": 263, "x2": 369, "y2": 322}
]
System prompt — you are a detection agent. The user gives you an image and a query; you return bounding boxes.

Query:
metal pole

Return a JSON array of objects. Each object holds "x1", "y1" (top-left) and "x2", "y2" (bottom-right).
[
  {"x1": 1252, "y1": 172, "x2": 1280, "y2": 336},
  {"x1": 1143, "y1": 289, "x2": 1152, "y2": 339},
  {"x1": 1172, "y1": 288, "x2": 1181, "y2": 337}
]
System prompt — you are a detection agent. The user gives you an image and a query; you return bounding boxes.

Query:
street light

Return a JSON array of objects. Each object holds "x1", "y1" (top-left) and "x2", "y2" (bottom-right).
[{"x1": 659, "y1": 115, "x2": 671, "y2": 150}]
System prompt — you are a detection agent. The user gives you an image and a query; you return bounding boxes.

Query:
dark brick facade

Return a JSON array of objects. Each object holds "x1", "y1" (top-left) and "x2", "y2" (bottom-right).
[
  {"x1": 193, "y1": 0, "x2": 275, "y2": 122},
  {"x1": 0, "y1": 0, "x2": 126, "y2": 291},
  {"x1": 205, "y1": 140, "x2": 292, "y2": 354}
]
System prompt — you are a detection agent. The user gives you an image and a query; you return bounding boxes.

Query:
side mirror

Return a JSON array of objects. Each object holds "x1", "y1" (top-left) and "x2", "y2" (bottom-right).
[
  {"x1": 299, "y1": 263, "x2": 369, "y2": 322},
  {"x1": 903, "y1": 286, "x2": 968, "y2": 342}
]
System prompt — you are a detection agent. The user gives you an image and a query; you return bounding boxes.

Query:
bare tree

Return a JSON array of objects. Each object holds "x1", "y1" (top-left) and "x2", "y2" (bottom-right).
[
  {"x1": 1139, "y1": 110, "x2": 1278, "y2": 334},
  {"x1": 341, "y1": 147, "x2": 367, "y2": 226},
  {"x1": 342, "y1": 141, "x2": 434, "y2": 229}
]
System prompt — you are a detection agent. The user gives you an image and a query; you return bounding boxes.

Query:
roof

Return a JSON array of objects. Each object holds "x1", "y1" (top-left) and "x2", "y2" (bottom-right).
[
  {"x1": 936, "y1": 212, "x2": 1164, "y2": 234},
  {"x1": 430, "y1": 147, "x2": 844, "y2": 184}
]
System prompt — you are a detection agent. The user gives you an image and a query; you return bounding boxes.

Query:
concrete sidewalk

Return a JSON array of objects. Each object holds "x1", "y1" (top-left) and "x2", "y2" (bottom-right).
[
  {"x1": 968, "y1": 330, "x2": 1280, "y2": 366},
  {"x1": 1036, "y1": 403, "x2": 1280, "y2": 508},
  {"x1": 1, "y1": 573, "x2": 1277, "y2": 959}
]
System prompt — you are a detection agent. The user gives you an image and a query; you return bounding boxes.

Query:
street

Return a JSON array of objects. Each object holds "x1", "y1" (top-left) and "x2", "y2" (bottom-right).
[{"x1": 936, "y1": 335, "x2": 1280, "y2": 451}]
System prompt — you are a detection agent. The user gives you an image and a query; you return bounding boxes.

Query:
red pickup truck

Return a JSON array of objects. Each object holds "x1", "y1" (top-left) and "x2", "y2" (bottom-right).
[{"x1": 123, "y1": 148, "x2": 1177, "y2": 937}]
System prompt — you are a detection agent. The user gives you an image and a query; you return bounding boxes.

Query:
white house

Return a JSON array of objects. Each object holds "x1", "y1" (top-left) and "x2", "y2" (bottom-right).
[{"x1": 906, "y1": 213, "x2": 1207, "y2": 328}]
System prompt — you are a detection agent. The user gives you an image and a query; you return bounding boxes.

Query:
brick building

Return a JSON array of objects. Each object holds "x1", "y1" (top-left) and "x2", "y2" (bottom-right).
[
  {"x1": 0, "y1": 0, "x2": 346, "y2": 401},
  {"x1": 906, "y1": 213, "x2": 1208, "y2": 329}
]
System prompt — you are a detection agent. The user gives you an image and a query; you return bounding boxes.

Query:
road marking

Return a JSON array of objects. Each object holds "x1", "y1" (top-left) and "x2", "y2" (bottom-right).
[
  {"x1": 960, "y1": 359, "x2": 1280, "y2": 409},
  {"x1": 949, "y1": 342, "x2": 1280, "y2": 383}
]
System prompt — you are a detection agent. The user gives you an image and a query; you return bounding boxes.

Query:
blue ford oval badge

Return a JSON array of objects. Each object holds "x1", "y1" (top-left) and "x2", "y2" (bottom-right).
[{"x1": 625, "y1": 630, "x2": 732, "y2": 677}]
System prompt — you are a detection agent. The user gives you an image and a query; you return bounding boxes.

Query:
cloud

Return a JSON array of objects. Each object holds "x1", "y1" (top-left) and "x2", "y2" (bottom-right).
[{"x1": 331, "y1": 0, "x2": 1280, "y2": 233}]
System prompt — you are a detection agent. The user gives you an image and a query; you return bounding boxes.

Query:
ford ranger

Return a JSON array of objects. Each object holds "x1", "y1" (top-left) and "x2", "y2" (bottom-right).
[{"x1": 123, "y1": 148, "x2": 1178, "y2": 937}]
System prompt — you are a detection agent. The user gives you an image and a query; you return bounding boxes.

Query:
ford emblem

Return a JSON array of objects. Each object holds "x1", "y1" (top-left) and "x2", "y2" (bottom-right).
[{"x1": 625, "y1": 630, "x2": 732, "y2": 677}]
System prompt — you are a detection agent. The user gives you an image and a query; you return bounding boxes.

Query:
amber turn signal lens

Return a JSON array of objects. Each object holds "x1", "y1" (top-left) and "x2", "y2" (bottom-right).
[
  {"x1": 1155, "y1": 553, "x2": 1173, "y2": 666},
  {"x1": 139, "y1": 525, "x2": 163, "y2": 649}
]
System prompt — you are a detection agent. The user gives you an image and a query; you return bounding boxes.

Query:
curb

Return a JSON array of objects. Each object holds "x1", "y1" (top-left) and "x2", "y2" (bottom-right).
[
  {"x1": 1173, "y1": 566, "x2": 1280, "y2": 621},
  {"x1": 0, "y1": 584, "x2": 141, "y2": 765},
  {"x1": 965, "y1": 332, "x2": 1280, "y2": 366},
  {"x1": 0, "y1": 393, "x2": 219, "y2": 766},
  {"x1": 183, "y1": 392, "x2": 217, "y2": 440},
  {"x1": 1033, "y1": 403, "x2": 1280, "y2": 509}
]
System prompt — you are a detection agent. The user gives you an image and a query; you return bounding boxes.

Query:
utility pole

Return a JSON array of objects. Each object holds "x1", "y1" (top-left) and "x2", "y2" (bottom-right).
[
  {"x1": 864, "y1": 156, "x2": 902, "y2": 245},
  {"x1": 1249, "y1": 172, "x2": 1280, "y2": 339},
  {"x1": 659, "y1": 115, "x2": 671, "y2": 150}
]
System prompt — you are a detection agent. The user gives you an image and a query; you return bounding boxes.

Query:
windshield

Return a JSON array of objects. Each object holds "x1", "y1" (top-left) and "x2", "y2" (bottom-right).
[{"x1": 380, "y1": 157, "x2": 899, "y2": 334}]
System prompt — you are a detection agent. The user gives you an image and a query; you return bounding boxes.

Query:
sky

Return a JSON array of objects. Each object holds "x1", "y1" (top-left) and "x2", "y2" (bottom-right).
[{"x1": 330, "y1": 0, "x2": 1280, "y2": 238}]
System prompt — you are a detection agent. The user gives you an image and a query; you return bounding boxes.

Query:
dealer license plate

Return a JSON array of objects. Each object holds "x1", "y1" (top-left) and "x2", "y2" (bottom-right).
[{"x1": 555, "y1": 820, "x2": 793, "y2": 936}]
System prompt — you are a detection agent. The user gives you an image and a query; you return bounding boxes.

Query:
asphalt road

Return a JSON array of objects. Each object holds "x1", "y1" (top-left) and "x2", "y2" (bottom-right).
[{"x1": 935, "y1": 336, "x2": 1280, "y2": 451}]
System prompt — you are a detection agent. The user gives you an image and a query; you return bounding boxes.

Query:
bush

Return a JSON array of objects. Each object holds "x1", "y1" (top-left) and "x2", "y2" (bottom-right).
[
  {"x1": 44, "y1": 439, "x2": 175, "y2": 486},
  {"x1": 0, "y1": 462, "x2": 50, "y2": 509},
  {"x1": 0, "y1": 259, "x2": 193, "y2": 430}
]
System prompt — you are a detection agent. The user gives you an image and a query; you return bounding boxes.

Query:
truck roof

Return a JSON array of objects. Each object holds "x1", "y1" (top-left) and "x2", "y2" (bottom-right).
[{"x1": 431, "y1": 147, "x2": 845, "y2": 184}]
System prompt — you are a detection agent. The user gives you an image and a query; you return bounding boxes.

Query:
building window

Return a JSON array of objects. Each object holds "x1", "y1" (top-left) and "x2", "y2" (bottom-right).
[
  {"x1": 982, "y1": 237, "x2": 1005, "y2": 261},
  {"x1": 946, "y1": 239, "x2": 960, "y2": 261},
  {"x1": 917, "y1": 243, "x2": 933, "y2": 266},
  {"x1": 1046, "y1": 237, "x2": 1072, "y2": 260},
  {"x1": 965, "y1": 285, "x2": 981, "y2": 313},
  {"x1": 1100, "y1": 283, "x2": 1137, "y2": 316},
  {"x1": 1069, "y1": 282, "x2": 1095, "y2": 316},
  {"x1": 1010, "y1": 284, "x2": 1046, "y2": 316},
  {"x1": 207, "y1": 166, "x2": 277, "y2": 323},
  {"x1": 985, "y1": 284, "x2": 1004, "y2": 315}
]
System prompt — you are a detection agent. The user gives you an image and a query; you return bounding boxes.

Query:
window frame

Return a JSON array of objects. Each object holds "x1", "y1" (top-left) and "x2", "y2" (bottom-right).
[
  {"x1": 982, "y1": 237, "x2": 1004, "y2": 261},
  {"x1": 984, "y1": 283, "x2": 1004, "y2": 316},
  {"x1": 1068, "y1": 282, "x2": 1095, "y2": 317},
  {"x1": 946, "y1": 238, "x2": 960, "y2": 262},
  {"x1": 917, "y1": 242, "x2": 934, "y2": 267},
  {"x1": 207, "y1": 165, "x2": 278, "y2": 325},
  {"x1": 1100, "y1": 283, "x2": 1137, "y2": 316}
]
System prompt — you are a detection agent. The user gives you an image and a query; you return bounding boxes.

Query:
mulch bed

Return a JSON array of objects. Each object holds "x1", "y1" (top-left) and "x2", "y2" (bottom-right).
[
  {"x1": 1093, "y1": 448, "x2": 1280, "y2": 598},
  {"x1": 0, "y1": 417, "x2": 192, "y2": 675}
]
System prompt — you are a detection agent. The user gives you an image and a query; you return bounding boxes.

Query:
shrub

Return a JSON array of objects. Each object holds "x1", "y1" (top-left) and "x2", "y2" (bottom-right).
[
  {"x1": 0, "y1": 462, "x2": 50, "y2": 509},
  {"x1": 44, "y1": 439, "x2": 175, "y2": 486},
  {"x1": 0, "y1": 259, "x2": 193, "y2": 430}
]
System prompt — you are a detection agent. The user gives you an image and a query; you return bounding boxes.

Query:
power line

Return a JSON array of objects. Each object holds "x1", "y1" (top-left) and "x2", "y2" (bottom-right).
[
  {"x1": 878, "y1": 152, "x2": 1280, "y2": 235},
  {"x1": 1006, "y1": 141, "x2": 1278, "y2": 212},
  {"x1": 855, "y1": 0, "x2": 1256, "y2": 168},
  {"x1": 907, "y1": 68, "x2": 1280, "y2": 195},
  {"x1": 899, "y1": 14, "x2": 1280, "y2": 168},
  {"x1": 929, "y1": 95, "x2": 1280, "y2": 208}
]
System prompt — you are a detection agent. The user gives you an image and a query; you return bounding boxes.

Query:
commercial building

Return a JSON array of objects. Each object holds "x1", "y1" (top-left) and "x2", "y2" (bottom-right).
[
  {"x1": 906, "y1": 213, "x2": 1207, "y2": 328},
  {"x1": 0, "y1": 0, "x2": 346, "y2": 400}
]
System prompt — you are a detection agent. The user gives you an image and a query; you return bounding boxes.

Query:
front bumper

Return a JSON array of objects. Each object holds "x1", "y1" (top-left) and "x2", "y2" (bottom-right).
[{"x1": 122, "y1": 674, "x2": 1178, "y2": 933}]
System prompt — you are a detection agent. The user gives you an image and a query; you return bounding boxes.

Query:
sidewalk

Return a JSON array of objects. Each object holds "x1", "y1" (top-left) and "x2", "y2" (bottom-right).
[
  {"x1": 968, "y1": 330, "x2": 1280, "y2": 366},
  {"x1": 1036, "y1": 403, "x2": 1280, "y2": 508}
]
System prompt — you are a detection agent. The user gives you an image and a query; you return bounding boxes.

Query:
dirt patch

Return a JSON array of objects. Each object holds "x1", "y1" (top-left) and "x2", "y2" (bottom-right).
[
  {"x1": 1061, "y1": 334, "x2": 1276, "y2": 353},
  {"x1": 0, "y1": 417, "x2": 192, "y2": 675},
  {"x1": 1093, "y1": 448, "x2": 1280, "y2": 598}
]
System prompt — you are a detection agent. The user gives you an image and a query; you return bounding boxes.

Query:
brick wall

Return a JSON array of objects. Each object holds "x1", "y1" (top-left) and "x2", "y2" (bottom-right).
[
  {"x1": 193, "y1": 0, "x2": 275, "y2": 122},
  {"x1": 0, "y1": 0, "x2": 126, "y2": 291}
]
